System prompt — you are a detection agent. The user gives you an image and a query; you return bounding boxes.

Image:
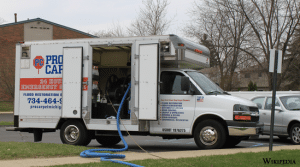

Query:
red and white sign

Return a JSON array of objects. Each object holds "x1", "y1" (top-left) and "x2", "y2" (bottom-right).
[
  {"x1": 20, "y1": 77, "x2": 88, "y2": 91},
  {"x1": 33, "y1": 56, "x2": 44, "y2": 74},
  {"x1": 20, "y1": 78, "x2": 62, "y2": 91}
]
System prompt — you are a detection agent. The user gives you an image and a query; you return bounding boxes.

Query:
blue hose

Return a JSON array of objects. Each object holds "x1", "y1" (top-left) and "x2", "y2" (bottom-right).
[{"x1": 80, "y1": 83, "x2": 142, "y2": 167}]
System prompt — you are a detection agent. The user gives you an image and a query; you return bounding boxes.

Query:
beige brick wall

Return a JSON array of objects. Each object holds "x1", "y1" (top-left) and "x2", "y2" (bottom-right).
[{"x1": 24, "y1": 21, "x2": 53, "y2": 41}]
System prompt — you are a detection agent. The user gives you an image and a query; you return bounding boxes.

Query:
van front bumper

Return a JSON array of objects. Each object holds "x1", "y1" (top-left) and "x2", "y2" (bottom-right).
[{"x1": 226, "y1": 121, "x2": 263, "y2": 136}]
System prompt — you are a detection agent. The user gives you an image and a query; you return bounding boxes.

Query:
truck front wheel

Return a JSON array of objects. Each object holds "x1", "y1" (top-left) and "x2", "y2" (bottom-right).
[
  {"x1": 95, "y1": 136, "x2": 121, "y2": 146},
  {"x1": 194, "y1": 119, "x2": 226, "y2": 149},
  {"x1": 60, "y1": 120, "x2": 91, "y2": 146}
]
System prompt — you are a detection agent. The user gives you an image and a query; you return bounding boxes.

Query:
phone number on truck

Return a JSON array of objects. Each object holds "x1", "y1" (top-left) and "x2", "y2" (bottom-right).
[{"x1": 27, "y1": 98, "x2": 62, "y2": 104}]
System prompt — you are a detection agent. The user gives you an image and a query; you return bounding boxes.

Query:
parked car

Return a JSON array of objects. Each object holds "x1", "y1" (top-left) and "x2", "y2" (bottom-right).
[{"x1": 251, "y1": 95, "x2": 300, "y2": 144}]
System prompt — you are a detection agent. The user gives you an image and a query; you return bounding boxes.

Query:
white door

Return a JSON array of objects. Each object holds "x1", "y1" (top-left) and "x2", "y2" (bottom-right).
[
  {"x1": 138, "y1": 44, "x2": 159, "y2": 120},
  {"x1": 62, "y1": 47, "x2": 83, "y2": 118}
]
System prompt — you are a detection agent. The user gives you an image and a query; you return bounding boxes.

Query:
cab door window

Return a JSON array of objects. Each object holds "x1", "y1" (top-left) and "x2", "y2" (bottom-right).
[
  {"x1": 160, "y1": 71, "x2": 200, "y2": 95},
  {"x1": 160, "y1": 72, "x2": 184, "y2": 94}
]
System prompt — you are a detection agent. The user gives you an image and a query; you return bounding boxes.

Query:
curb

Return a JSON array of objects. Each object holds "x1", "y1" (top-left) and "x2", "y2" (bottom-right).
[{"x1": 0, "y1": 112, "x2": 13, "y2": 114}]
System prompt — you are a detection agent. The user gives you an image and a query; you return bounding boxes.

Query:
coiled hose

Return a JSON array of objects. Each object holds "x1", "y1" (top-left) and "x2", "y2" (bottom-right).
[{"x1": 80, "y1": 83, "x2": 142, "y2": 167}]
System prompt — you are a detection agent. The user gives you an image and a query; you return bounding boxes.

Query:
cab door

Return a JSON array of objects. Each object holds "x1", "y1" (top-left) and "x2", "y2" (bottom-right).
[{"x1": 150, "y1": 71, "x2": 196, "y2": 134}]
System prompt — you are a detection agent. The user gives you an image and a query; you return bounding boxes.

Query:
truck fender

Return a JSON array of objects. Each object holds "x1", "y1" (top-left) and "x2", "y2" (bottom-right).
[
  {"x1": 56, "y1": 118, "x2": 95, "y2": 139},
  {"x1": 56, "y1": 118, "x2": 85, "y2": 130},
  {"x1": 191, "y1": 113, "x2": 228, "y2": 136}
]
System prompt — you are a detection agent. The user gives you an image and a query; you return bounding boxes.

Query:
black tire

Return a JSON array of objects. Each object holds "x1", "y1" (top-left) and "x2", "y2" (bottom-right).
[
  {"x1": 277, "y1": 136, "x2": 288, "y2": 140},
  {"x1": 60, "y1": 120, "x2": 91, "y2": 146},
  {"x1": 290, "y1": 123, "x2": 300, "y2": 145},
  {"x1": 95, "y1": 136, "x2": 121, "y2": 146},
  {"x1": 224, "y1": 136, "x2": 242, "y2": 148},
  {"x1": 194, "y1": 119, "x2": 226, "y2": 149}
]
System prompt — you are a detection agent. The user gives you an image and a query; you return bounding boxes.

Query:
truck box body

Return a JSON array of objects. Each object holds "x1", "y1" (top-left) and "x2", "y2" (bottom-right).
[{"x1": 9, "y1": 35, "x2": 262, "y2": 149}]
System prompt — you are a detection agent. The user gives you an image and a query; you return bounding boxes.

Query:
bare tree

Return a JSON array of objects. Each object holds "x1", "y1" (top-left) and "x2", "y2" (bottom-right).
[
  {"x1": 185, "y1": 0, "x2": 300, "y2": 90},
  {"x1": 92, "y1": 21, "x2": 127, "y2": 38},
  {"x1": 128, "y1": 0, "x2": 172, "y2": 36},
  {"x1": 237, "y1": 0, "x2": 300, "y2": 90},
  {"x1": 184, "y1": 0, "x2": 252, "y2": 90},
  {"x1": 283, "y1": 22, "x2": 300, "y2": 90}
]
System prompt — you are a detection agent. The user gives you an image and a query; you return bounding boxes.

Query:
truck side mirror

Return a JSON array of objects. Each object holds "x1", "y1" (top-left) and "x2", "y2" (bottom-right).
[{"x1": 181, "y1": 76, "x2": 190, "y2": 92}]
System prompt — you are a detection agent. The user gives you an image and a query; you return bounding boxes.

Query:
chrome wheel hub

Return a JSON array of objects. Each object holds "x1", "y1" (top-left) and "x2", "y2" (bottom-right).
[
  {"x1": 200, "y1": 126, "x2": 217, "y2": 146},
  {"x1": 64, "y1": 125, "x2": 80, "y2": 143},
  {"x1": 292, "y1": 127, "x2": 300, "y2": 143}
]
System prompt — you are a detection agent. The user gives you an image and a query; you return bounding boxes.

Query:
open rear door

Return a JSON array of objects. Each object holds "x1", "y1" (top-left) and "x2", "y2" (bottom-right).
[
  {"x1": 138, "y1": 44, "x2": 159, "y2": 120},
  {"x1": 62, "y1": 47, "x2": 83, "y2": 118}
]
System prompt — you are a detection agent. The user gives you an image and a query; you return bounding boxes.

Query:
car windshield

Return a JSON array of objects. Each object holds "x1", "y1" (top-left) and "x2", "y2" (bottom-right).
[
  {"x1": 280, "y1": 96, "x2": 300, "y2": 110},
  {"x1": 186, "y1": 71, "x2": 225, "y2": 95}
]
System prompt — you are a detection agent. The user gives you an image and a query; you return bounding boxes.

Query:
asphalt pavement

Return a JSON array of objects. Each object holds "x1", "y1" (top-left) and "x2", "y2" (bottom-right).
[
  {"x1": 0, "y1": 112, "x2": 293, "y2": 151},
  {"x1": 0, "y1": 112, "x2": 297, "y2": 166},
  {"x1": 0, "y1": 125, "x2": 293, "y2": 153}
]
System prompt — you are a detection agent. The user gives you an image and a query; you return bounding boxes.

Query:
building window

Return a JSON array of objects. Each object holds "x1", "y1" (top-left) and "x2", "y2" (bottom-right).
[
  {"x1": 245, "y1": 73, "x2": 250, "y2": 78},
  {"x1": 258, "y1": 73, "x2": 262, "y2": 77}
]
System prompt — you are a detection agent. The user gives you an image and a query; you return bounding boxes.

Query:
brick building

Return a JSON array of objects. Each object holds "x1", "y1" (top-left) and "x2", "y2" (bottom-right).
[{"x1": 0, "y1": 18, "x2": 96, "y2": 101}]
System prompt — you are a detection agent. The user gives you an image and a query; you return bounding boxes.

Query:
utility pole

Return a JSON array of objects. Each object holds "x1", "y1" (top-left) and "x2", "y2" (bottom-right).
[{"x1": 269, "y1": 0, "x2": 280, "y2": 151}]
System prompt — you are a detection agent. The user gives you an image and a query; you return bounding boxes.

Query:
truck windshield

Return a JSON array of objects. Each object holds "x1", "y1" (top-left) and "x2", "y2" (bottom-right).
[{"x1": 186, "y1": 71, "x2": 225, "y2": 95}]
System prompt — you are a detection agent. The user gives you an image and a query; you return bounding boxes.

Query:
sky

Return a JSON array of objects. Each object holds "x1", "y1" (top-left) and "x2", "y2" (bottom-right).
[{"x1": 0, "y1": 0, "x2": 196, "y2": 37}]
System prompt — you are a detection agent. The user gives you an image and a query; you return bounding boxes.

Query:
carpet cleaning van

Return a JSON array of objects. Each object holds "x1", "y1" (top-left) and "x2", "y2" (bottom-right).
[{"x1": 7, "y1": 35, "x2": 262, "y2": 149}]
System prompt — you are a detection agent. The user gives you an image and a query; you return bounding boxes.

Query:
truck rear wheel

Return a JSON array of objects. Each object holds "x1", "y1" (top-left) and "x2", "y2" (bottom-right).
[
  {"x1": 95, "y1": 136, "x2": 121, "y2": 146},
  {"x1": 60, "y1": 120, "x2": 91, "y2": 146},
  {"x1": 194, "y1": 119, "x2": 226, "y2": 149}
]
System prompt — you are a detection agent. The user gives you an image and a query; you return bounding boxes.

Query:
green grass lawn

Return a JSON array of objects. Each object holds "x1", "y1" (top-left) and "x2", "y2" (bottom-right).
[
  {"x1": 0, "y1": 101, "x2": 14, "y2": 111},
  {"x1": 50, "y1": 149, "x2": 300, "y2": 167},
  {"x1": 0, "y1": 121, "x2": 13, "y2": 125},
  {"x1": 0, "y1": 141, "x2": 299, "y2": 167},
  {"x1": 0, "y1": 141, "x2": 103, "y2": 160}
]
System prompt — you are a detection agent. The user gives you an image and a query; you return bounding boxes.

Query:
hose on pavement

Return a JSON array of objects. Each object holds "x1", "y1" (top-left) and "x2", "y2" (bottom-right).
[{"x1": 80, "y1": 83, "x2": 142, "y2": 167}]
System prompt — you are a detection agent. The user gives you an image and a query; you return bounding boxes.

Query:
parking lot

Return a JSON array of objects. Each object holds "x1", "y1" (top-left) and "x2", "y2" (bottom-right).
[{"x1": 0, "y1": 112, "x2": 293, "y2": 152}]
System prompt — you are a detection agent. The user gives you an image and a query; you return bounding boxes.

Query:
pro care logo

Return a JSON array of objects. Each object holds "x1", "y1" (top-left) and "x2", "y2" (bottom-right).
[
  {"x1": 33, "y1": 56, "x2": 44, "y2": 74},
  {"x1": 33, "y1": 55, "x2": 63, "y2": 74}
]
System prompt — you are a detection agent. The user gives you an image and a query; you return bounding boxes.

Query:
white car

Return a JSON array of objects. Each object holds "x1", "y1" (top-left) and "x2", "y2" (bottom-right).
[{"x1": 251, "y1": 94, "x2": 300, "y2": 144}]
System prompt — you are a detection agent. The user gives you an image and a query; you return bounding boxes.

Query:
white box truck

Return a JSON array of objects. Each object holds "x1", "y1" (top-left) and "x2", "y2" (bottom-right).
[{"x1": 7, "y1": 35, "x2": 262, "y2": 149}]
